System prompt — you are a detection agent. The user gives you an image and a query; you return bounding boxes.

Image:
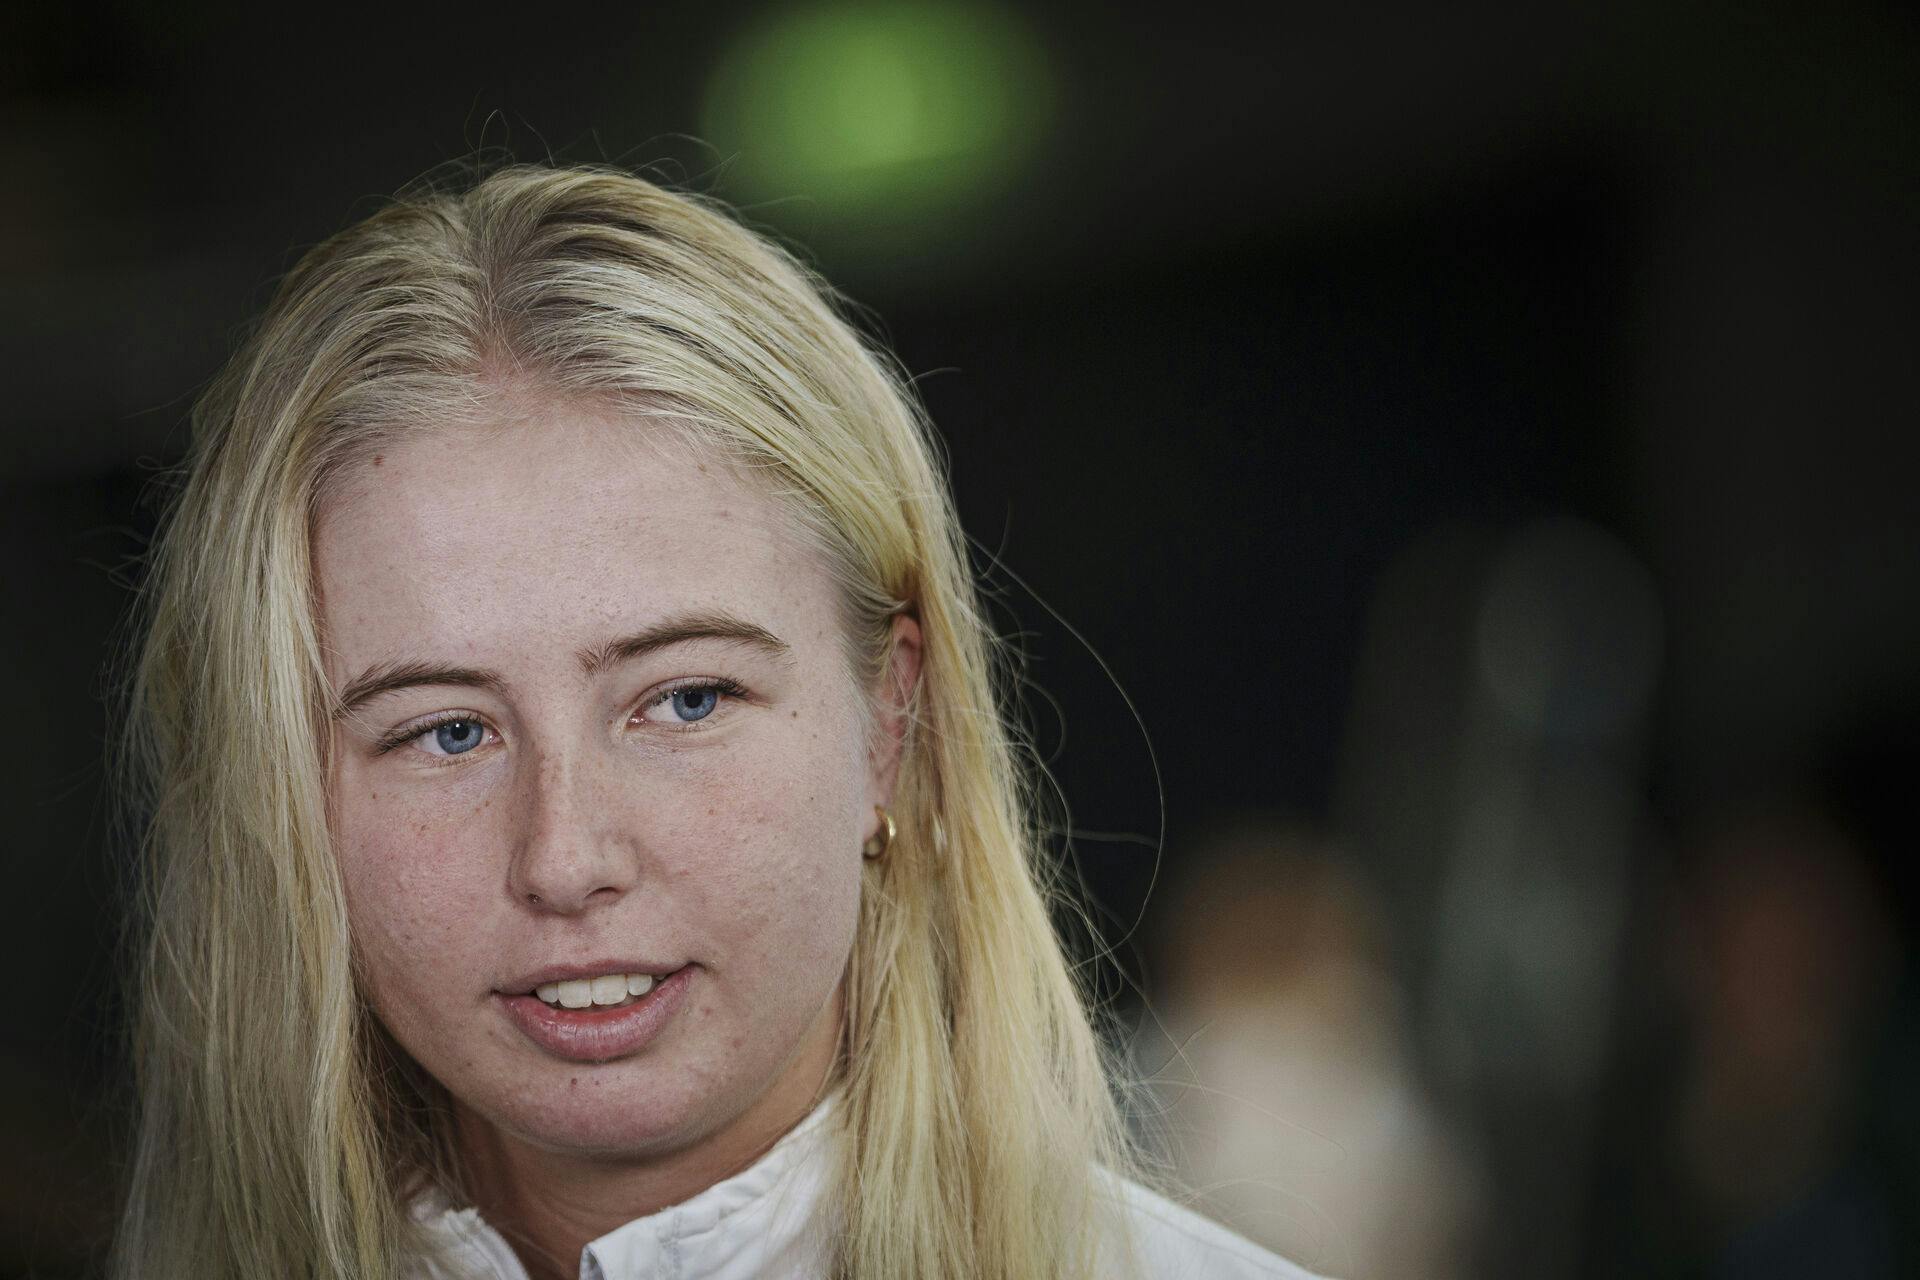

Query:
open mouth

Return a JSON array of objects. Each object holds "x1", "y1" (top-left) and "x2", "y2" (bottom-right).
[
  {"x1": 498, "y1": 964, "x2": 694, "y2": 1062},
  {"x1": 528, "y1": 967, "x2": 684, "y2": 1012}
]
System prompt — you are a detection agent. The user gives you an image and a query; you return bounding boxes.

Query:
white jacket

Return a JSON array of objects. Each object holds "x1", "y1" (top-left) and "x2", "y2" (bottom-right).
[{"x1": 406, "y1": 1095, "x2": 1325, "y2": 1280}]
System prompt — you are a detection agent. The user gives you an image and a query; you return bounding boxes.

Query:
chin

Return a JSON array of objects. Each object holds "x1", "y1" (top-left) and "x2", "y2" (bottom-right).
[{"x1": 476, "y1": 1055, "x2": 737, "y2": 1159}]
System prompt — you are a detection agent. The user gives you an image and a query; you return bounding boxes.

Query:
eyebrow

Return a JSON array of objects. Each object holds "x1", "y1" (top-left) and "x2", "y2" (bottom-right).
[{"x1": 331, "y1": 611, "x2": 791, "y2": 720}]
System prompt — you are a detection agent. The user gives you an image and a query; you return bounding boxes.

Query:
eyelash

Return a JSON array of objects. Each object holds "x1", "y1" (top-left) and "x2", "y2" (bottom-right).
[{"x1": 373, "y1": 677, "x2": 753, "y2": 758}]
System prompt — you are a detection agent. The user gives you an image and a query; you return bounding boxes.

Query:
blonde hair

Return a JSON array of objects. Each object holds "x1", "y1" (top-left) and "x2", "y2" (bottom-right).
[{"x1": 114, "y1": 162, "x2": 1142, "y2": 1279}]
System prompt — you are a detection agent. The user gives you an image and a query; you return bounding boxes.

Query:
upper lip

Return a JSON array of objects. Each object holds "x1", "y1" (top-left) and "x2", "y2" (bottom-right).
[{"x1": 499, "y1": 960, "x2": 686, "y2": 995}]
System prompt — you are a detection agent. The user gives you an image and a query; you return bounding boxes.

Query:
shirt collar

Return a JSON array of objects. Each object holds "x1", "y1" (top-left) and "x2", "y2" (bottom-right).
[
  {"x1": 581, "y1": 1092, "x2": 839, "y2": 1280},
  {"x1": 409, "y1": 1091, "x2": 841, "y2": 1280}
]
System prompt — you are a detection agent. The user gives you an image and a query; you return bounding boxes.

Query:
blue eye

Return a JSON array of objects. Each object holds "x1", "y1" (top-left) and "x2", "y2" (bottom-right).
[
  {"x1": 431, "y1": 719, "x2": 487, "y2": 754},
  {"x1": 668, "y1": 687, "x2": 719, "y2": 722},
  {"x1": 632, "y1": 677, "x2": 749, "y2": 729}
]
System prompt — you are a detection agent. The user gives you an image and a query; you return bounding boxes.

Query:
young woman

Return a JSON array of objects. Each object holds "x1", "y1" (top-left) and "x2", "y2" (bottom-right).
[{"x1": 113, "y1": 163, "x2": 1318, "y2": 1280}]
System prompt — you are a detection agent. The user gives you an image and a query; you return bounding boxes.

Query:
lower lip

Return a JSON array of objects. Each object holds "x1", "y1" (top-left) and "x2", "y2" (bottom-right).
[{"x1": 497, "y1": 966, "x2": 694, "y2": 1063}]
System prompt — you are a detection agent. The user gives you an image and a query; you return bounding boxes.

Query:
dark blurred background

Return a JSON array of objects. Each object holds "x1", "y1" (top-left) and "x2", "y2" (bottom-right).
[{"x1": 4, "y1": 3, "x2": 1916, "y2": 1276}]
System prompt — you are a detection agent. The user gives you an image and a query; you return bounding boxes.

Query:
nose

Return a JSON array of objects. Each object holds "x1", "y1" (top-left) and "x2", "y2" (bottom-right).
[{"x1": 507, "y1": 743, "x2": 641, "y2": 914}]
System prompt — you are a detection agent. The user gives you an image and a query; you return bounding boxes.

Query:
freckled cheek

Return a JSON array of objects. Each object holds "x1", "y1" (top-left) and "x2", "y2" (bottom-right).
[
  {"x1": 664, "y1": 747, "x2": 863, "y2": 967},
  {"x1": 330, "y1": 771, "x2": 506, "y2": 1000}
]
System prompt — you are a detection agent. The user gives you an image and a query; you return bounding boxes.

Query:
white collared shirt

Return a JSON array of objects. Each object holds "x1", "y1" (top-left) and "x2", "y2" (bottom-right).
[{"x1": 406, "y1": 1095, "x2": 1326, "y2": 1280}]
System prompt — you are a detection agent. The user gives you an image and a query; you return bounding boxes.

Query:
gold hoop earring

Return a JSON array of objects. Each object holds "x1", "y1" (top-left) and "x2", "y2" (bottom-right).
[{"x1": 862, "y1": 806, "x2": 895, "y2": 861}]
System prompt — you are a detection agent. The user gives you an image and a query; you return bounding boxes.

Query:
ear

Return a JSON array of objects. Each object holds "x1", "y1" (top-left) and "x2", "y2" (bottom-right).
[{"x1": 867, "y1": 613, "x2": 924, "y2": 807}]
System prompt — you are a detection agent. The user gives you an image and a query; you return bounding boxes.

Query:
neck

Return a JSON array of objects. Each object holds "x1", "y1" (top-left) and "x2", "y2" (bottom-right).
[{"x1": 454, "y1": 985, "x2": 843, "y2": 1280}]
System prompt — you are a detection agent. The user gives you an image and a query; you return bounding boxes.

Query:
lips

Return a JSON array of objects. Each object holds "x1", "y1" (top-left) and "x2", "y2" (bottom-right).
[{"x1": 497, "y1": 964, "x2": 694, "y2": 1063}]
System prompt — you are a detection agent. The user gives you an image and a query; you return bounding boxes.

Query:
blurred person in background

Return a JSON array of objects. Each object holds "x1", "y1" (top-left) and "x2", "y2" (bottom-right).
[
  {"x1": 1141, "y1": 816, "x2": 1480, "y2": 1279},
  {"x1": 1590, "y1": 792, "x2": 1907, "y2": 1280},
  {"x1": 1671, "y1": 804, "x2": 1898, "y2": 1271}
]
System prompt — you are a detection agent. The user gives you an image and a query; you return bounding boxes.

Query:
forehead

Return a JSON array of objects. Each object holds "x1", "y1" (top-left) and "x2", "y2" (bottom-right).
[{"x1": 311, "y1": 404, "x2": 835, "y2": 678}]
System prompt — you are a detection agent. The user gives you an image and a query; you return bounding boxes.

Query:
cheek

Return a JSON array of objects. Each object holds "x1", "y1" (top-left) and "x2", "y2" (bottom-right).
[
  {"x1": 668, "y1": 726, "x2": 868, "y2": 967},
  {"x1": 330, "y1": 769, "x2": 505, "y2": 1000}
]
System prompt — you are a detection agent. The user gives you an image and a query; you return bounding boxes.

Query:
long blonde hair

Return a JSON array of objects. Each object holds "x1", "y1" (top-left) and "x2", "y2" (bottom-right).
[{"x1": 114, "y1": 162, "x2": 1142, "y2": 1278}]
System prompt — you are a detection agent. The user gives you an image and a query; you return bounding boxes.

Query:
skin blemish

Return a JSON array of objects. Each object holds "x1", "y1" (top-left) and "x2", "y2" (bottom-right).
[{"x1": 372, "y1": 454, "x2": 384, "y2": 466}]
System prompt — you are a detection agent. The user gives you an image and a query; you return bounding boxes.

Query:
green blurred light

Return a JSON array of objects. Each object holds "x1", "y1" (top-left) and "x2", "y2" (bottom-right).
[{"x1": 703, "y1": 2, "x2": 1051, "y2": 219}]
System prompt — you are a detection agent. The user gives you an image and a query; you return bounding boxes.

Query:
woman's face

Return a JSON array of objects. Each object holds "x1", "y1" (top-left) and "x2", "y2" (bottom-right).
[{"x1": 314, "y1": 400, "x2": 911, "y2": 1161}]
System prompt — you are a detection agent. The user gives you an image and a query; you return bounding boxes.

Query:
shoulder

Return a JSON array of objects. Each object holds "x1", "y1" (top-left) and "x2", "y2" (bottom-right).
[{"x1": 1095, "y1": 1171, "x2": 1333, "y2": 1280}]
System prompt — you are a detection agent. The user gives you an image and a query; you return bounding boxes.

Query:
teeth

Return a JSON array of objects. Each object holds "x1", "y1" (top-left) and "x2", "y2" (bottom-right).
[{"x1": 533, "y1": 971, "x2": 665, "y2": 1008}]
